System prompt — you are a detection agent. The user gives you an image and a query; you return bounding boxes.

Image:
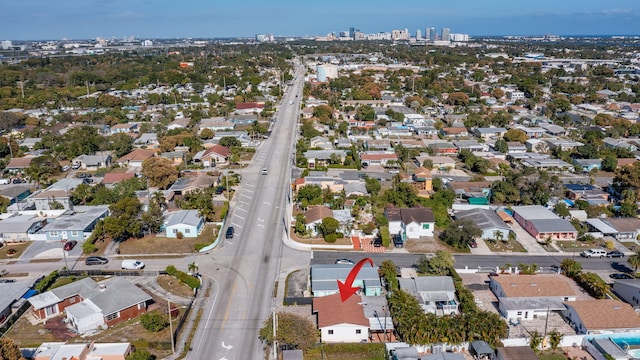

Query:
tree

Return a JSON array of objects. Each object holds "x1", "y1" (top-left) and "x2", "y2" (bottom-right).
[
  {"x1": 259, "y1": 312, "x2": 318, "y2": 351},
  {"x1": 553, "y1": 202, "x2": 570, "y2": 218},
  {"x1": 0, "y1": 338, "x2": 24, "y2": 360},
  {"x1": 320, "y1": 217, "x2": 340, "y2": 236},
  {"x1": 219, "y1": 137, "x2": 241, "y2": 148},
  {"x1": 601, "y1": 154, "x2": 617, "y2": 172},
  {"x1": 446, "y1": 92, "x2": 469, "y2": 106},
  {"x1": 493, "y1": 139, "x2": 508, "y2": 154},
  {"x1": 109, "y1": 133, "x2": 134, "y2": 158},
  {"x1": 297, "y1": 185, "x2": 322, "y2": 204},
  {"x1": 629, "y1": 249, "x2": 640, "y2": 273},
  {"x1": 141, "y1": 157, "x2": 178, "y2": 189},
  {"x1": 529, "y1": 330, "x2": 542, "y2": 351},
  {"x1": 188, "y1": 262, "x2": 199, "y2": 274},
  {"x1": 355, "y1": 105, "x2": 375, "y2": 121},
  {"x1": 25, "y1": 155, "x2": 60, "y2": 187},
  {"x1": 103, "y1": 197, "x2": 143, "y2": 242},
  {"x1": 417, "y1": 251, "x2": 454, "y2": 276},
  {"x1": 503, "y1": 129, "x2": 527, "y2": 143},
  {"x1": 560, "y1": 258, "x2": 582, "y2": 277},
  {"x1": 140, "y1": 312, "x2": 169, "y2": 332},
  {"x1": 548, "y1": 330, "x2": 563, "y2": 353},
  {"x1": 439, "y1": 219, "x2": 482, "y2": 251}
]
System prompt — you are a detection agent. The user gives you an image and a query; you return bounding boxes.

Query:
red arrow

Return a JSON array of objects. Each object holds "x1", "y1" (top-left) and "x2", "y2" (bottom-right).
[{"x1": 337, "y1": 258, "x2": 374, "y2": 302}]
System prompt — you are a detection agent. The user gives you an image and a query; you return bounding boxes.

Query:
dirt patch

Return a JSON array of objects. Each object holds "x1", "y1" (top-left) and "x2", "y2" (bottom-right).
[
  {"x1": 403, "y1": 237, "x2": 449, "y2": 253},
  {"x1": 7, "y1": 314, "x2": 60, "y2": 347},
  {"x1": 285, "y1": 269, "x2": 309, "y2": 298},
  {"x1": 157, "y1": 275, "x2": 195, "y2": 298},
  {"x1": 290, "y1": 229, "x2": 352, "y2": 246},
  {"x1": 0, "y1": 242, "x2": 31, "y2": 260}
]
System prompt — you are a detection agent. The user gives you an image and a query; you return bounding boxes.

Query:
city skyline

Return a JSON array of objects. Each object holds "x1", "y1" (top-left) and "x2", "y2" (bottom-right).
[{"x1": 1, "y1": 0, "x2": 640, "y2": 41}]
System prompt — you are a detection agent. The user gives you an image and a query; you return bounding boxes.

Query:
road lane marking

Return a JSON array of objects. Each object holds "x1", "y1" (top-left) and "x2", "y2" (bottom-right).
[
  {"x1": 221, "y1": 342, "x2": 233, "y2": 350},
  {"x1": 220, "y1": 283, "x2": 238, "y2": 331},
  {"x1": 195, "y1": 278, "x2": 220, "y2": 355},
  {"x1": 234, "y1": 215, "x2": 245, "y2": 220},
  {"x1": 235, "y1": 207, "x2": 247, "y2": 213}
]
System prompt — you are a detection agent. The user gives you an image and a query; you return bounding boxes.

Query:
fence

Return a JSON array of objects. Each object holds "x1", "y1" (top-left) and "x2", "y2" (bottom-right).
[
  {"x1": 59, "y1": 270, "x2": 166, "y2": 277},
  {"x1": 283, "y1": 297, "x2": 313, "y2": 306}
]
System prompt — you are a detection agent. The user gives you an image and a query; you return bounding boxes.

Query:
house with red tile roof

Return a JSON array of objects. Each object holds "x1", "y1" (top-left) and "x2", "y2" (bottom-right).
[
  {"x1": 200, "y1": 145, "x2": 231, "y2": 167},
  {"x1": 116, "y1": 149, "x2": 156, "y2": 167},
  {"x1": 359, "y1": 151, "x2": 398, "y2": 167},
  {"x1": 312, "y1": 293, "x2": 369, "y2": 343},
  {"x1": 103, "y1": 172, "x2": 136, "y2": 186},
  {"x1": 234, "y1": 102, "x2": 264, "y2": 115}
]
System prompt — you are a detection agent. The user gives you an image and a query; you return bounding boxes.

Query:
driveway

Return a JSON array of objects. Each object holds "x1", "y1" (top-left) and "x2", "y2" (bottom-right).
[
  {"x1": 18, "y1": 240, "x2": 83, "y2": 263},
  {"x1": 509, "y1": 221, "x2": 548, "y2": 255}
]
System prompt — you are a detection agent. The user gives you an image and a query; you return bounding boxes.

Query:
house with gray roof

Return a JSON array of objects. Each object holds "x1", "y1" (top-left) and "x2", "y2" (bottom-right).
[
  {"x1": 0, "y1": 282, "x2": 30, "y2": 322},
  {"x1": 398, "y1": 276, "x2": 458, "y2": 316},
  {"x1": 20, "y1": 137, "x2": 41, "y2": 150},
  {"x1": 31, "y1": 277, "x2": 152, "y2": 334},
  {"x1": 134, "y1": 133, "x2": 159, "y2": 147},
  {"x1": 344, "y1": 182, "x2": 368, "y2": 197},
  {"x1": 311, "y1": 264, "x2": 381, "y2": 297},
  {"x1": 0, "y1": 214, "x2": 47, "y2": 242},
  {"x1": 164, "y1": 209, "x2": 204, "y2": 238},
  {"x1": 512, "y1": 205, "x2": 577, "y2": 242},
  {"x1": 72, "y1": 152, "x2": 112, "y2": 170},
  {"x1": 474, "y1": 127, "x2": 507, "y2": 140},
  {"x1": 303, "y1": 150, "x2": 348, "y2": 169},
  {"x1": 40, "y1": 206, "x2": 109, "y2": 241},
  {"x1": 455, "y1": 208, "x2": 512, "y2": 241}
]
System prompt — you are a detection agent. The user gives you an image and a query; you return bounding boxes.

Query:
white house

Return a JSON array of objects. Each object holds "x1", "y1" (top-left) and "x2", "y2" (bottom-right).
[
  {"x1": 563, "y1": 299, "x2": 640, "y2": 334},
  {"x1": 313, "y1": 293, "x2": 369, "y2": 343},
  {"x1": 385, "y1": 207, "x2": 435, "y2": 241},
  {"x1": 164, "y1": 210, "x2": 205, "y2": 238},
  {"x1": 398, "y1": 276, "x2": 458, "y2": 316}
]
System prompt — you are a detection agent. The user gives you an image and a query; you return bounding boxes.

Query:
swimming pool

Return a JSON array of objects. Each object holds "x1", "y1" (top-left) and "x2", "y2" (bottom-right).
[{"x1": 628, "y1": 349, "x2": 640, "y2": 359}]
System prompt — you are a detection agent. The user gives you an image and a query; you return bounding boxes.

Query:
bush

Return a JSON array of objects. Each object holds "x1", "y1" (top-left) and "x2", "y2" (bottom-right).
[
  {"x1": 176, "y1": 231, "x2": 184, "y2": 239},
  {"x1": 194, "y1": 243, "x2": 207, "y2": 251},
  {"x1": 140, "y1": 312, "x2": 169, "y2": 332},
  {"x1": 380, "y1": 226, "x2": 390, "y2": 247},
  {"x1": 164, "y1": 265, "x2": 200, "y2": 290},
  {"x1": 324, "y1": 233, "x2": 338, "y2": 243},
  {"x1": 35, "y1": 271, "x2": 59, "y2": 293},
  {"x1": 361, "y1": 222, "x2": 376, "y2": 235}
]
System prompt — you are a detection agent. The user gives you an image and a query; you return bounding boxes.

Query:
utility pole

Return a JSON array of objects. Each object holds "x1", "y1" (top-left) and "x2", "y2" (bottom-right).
[
  {"x1": 169, "y1": 299, "x2": 175, "y2": 354},
  {"x1": 272, "y1": 308, "x2": 277, "y2": 359}
]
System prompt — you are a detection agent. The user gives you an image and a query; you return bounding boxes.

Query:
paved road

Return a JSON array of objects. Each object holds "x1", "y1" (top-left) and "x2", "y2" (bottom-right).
[{"x1": 187, "y1": 63, "x2": 310, "y2": 360}]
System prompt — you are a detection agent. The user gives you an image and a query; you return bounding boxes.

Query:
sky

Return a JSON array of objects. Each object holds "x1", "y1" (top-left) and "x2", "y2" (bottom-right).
[{"x1": 2, "y1": 0, "x2": 640, "y2": 41}]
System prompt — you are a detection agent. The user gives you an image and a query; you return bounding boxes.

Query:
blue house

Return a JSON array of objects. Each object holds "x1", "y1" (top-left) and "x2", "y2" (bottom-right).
[
  {"x1": 573, "y1": 159, "x2": 602, "y2": 173},
  {"x1": 41, "y1": 206, "x2": 109, "y2": 241},
  {"x1": 164, "y1": 210, "x2": 204, "y2": 238}
]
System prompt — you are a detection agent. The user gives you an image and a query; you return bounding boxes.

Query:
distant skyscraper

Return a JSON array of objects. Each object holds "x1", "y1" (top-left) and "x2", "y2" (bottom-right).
[
  {"x1": 441, "y1": 28, "x2": 451, "y2": 42},
  {"x1": 1, "y1": 40, "x2": 13, "y2": 50},
  {"x1": 416, "y1": 29, "x2": 422, "y2": 40},
  {"x1": 425, "y1": 27, "x2": 436, "y2": 41},
  {"x1": 349, "y1": 27, "x2": 355, "y2": 39}
]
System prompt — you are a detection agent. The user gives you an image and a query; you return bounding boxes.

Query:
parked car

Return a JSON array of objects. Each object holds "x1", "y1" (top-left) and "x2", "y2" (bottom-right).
[
  {"x1": 85, "y1": 256, "x2": 109, "y2": 265},
  {"x1": 71, "y1": 163, "x2": 81, "y2": 170},
  {"x1": 607, "y1": 251, "x2": 625, "y2": 258},
  {"x1": 226, "y1": 226, "x2": 234, "y2": 239},
  {"x1": 335, "y1": 259, "x2": 354, "y2": 265},
  {"x1": 12, "y1": 178, "x2": 25, "y2": 184},
  {"x1": 580, "y1": 249, "x2": 607, "y2": 258},
  {"x1": 468, "y1": 240, "x2": 478, "y2": 248},
  {"x1": 215, "y1": 186, "x2": 226, "y2": 195},
  {"x1": 76, "y1": 173, "x2": 89, "y2": 179},
  {"x1": 610, "y1": 273, "x2": 634, "y2": 280},
  {"x1": 63, "y1": 240, "x2": 77, "y2": 251},
  {"x1": 61, "y1": 165, "x2": 70, "y2": 172}
]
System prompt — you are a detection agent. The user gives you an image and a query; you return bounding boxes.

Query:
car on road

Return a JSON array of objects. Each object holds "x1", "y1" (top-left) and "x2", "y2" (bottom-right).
[
  {"x1": 85, "y1": 256, "x2": 109, "y2": 265},
  {"x1": 226, "y1": 226, "x2": 234, "y2": 239},
  {"x1": 607, "y1": 251, "x2": 625, "y2": 258},
  {"x1": 335, "y1": 259, "x2": 354, "y2": 265},
  {"x1": 610, "y1": 273, "x2": 634, "y2": 280},
  {"x1": 63, "y1": 240, "x2": 77, "y2": 251},
  {"x1": 261, "y1": 168, "x2": 268, "y2": 175},
  {"x1": 121, "y1": 259, "x2": 145, "y2": 270},
  {"x1": 580, "y1": 249, "x2": 606, "y2": 258}
]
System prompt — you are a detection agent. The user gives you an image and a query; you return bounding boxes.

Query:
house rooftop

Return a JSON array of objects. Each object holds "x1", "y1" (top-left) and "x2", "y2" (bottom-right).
[
  {"x1": 566, "y1": 299, "x2": 640, "y2": 331},
  {"x1": 312, "y1": 293, "x2": 369, "y2": 328},
  {"x1": 492, "y1": 274, "x2": 576, "y2": 297}
]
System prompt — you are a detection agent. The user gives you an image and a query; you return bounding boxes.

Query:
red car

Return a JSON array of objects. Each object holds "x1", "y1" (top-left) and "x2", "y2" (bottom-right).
[{"x1": 63, "y1": 240, "x2": 77, "y2": 251}]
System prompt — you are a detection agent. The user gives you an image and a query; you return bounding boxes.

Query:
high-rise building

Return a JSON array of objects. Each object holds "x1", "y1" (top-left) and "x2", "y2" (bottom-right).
[
  {"x1": 1, "y1": 40, "x2": 12, "y2": 50},
  {"x1": 425, "y1": 27, "x2": 436, "y2": 41},
  {"x1": 391, "y1": 29, "x2": 410, "y2": 41},
  {"x1": 416, "y1": 29, "x2": 422, "y2": 40},
  {"x1": 441, "y1": 28, "x2": 451, "y2": 42},
  {"x1": 349, "y1": 27, "x2": 355, "y2": 39}
]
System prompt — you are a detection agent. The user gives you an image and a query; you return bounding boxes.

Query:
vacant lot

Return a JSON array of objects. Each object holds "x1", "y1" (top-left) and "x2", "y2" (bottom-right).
[{"x1": 117, "y1": 225, "x2": 217, "y2": 254}]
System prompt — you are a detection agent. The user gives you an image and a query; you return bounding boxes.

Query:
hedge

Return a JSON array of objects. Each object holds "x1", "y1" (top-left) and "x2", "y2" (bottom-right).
[{"x1": 165, "y1": 265, "x2": 200, "y2": 290}]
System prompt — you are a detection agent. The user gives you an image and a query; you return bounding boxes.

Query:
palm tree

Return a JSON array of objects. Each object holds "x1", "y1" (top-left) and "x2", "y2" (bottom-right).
[
  {"x1": 187, "y1": 262, "x2": 199, "y2": 274},
  {"x1": 494, "y1": 230, "x2": 504, "y2": 243},
  {"x1": 629, "y1": 249, "x2": 640, "y2": 274},
  {"x1": 548, "y1": 330, "x2": 563, "y2": 352},
  {"x1": 529, "y1": 330, "x2": 542, "y2": 351}
]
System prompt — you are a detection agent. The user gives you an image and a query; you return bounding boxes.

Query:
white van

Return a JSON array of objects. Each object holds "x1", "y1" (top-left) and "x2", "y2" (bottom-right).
[
  {"x1": 0, "y1": 178, "x2": 9, "y2": 185},
  {"x1": 121, "y1": 259, "x2": 145, "y2": 270}
]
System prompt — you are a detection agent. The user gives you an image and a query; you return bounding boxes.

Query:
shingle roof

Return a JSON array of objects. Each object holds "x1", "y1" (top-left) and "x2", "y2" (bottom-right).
[
  {"x1": 313, "y1": 293, "x2": 369, "y2": 328},
  {"x1": 492, "y1": 274, "x2": 576, "y2": 297},
  {"x1": 567, "y1": 299, "x2": 640, "y2": 331}
]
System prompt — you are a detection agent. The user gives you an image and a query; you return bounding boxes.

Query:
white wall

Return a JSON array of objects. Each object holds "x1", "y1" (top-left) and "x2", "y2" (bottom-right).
[{"x1": 320, "y1": 323, "x2": 368, "y2": 343}]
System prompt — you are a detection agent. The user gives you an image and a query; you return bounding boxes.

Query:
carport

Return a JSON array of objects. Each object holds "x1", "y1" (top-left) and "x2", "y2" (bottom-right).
[{"x1": 470, "y1": 340, "x2": 494, "y2": 360}]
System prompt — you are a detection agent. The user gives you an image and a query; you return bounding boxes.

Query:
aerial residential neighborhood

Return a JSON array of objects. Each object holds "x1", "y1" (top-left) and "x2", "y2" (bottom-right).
[{"x1": 2, "y1": 6, "x2": 640, "y2": 359}]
